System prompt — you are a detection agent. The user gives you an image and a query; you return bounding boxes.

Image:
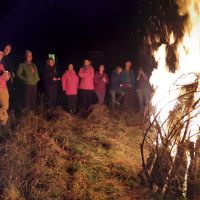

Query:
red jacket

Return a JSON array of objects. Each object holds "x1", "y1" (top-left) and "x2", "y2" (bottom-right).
[
  {"x1": 78, "y1": 66, "x2": 94, "y2": 90},
  {"x1": 94, "y1": 72, "x2": 109, "y2": 94},
  {"x1": 62, "y1": 70, "x2": 79, "y2": 95}
]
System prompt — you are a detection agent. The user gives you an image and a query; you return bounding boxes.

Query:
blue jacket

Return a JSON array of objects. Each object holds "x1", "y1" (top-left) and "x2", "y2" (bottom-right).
[
  {"x1": 110, "y1": 71, "x2": 122, "y2": 91},
  {"x1": 120, "y1": 69, "x2": 136, "y2": 90}
]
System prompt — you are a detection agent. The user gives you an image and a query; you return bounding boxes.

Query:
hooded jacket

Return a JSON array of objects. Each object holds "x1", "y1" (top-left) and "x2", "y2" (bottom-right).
[
  {"x1": 78, "y1": 66, "x2": 94, "y2": 90},
  {"x1": 62, "y1": 70, "x2": 79, "y2": 95}
]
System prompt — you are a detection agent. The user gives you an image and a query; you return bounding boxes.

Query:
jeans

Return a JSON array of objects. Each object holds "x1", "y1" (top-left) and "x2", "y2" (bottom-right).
[
  {"x1": 0, "y1": 88, "x2": 9, "y2": 124},
  {"x1": 136, "y1": 88, "x2": 150, "y2": 112},
  {"x1": 109, "y1": 88, "x2": 125, "y2": 107}
]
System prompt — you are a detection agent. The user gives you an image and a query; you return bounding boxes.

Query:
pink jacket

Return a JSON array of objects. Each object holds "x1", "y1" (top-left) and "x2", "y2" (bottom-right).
[
  {"x1": 62, "y1": 70, "x2": 79, "y2": 95},
  {"x1": 0, "y1": 64, "x2": 8, "y2": 89},
  {"x1": 94, "y1": 72, "x2": 109, "y2": 94},
  {"x1": 78, "y1": 66, "x2": 94, "y2": 90}
]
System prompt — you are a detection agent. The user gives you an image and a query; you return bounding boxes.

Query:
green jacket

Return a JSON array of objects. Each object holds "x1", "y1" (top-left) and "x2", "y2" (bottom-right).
[{"x1": 17, "y1": 62, "x2": 40, "y2": 85}]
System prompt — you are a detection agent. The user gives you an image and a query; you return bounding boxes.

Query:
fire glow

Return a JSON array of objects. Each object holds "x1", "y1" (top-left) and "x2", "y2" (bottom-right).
[
  {"x1": 150, "y1": 0, "x2": 200, "y2": 151},
  {"x1": 141, "y1": 0, "x2": 200, "y2": 198}
]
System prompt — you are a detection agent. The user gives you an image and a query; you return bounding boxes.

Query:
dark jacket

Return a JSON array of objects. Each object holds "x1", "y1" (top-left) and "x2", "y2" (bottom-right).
[
  {"x1": 43, "y1": 66, "x2": 58, "y2": 88},
  {"x1": 120, "y1": 69, "x2": 136, "y2": 90},
  {"x1": 2, "y1": 55, "x2": 14, "y2": 73},
  {"x1": 110, "y1": 71, "x2": 122, "y2": 91}
]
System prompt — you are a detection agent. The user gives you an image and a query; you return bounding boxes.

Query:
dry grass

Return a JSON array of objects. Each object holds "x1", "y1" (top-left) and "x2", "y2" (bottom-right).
[{"x1": 0, "y1": 106, "x2": 152, "y2": 200}]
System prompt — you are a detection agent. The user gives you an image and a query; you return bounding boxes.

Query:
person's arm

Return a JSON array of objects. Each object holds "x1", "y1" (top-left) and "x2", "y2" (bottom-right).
[
  {"x1": 79, "y1": 67, "x2": 94, "y2": 78},
  {"x1": 34, "y1": 64, "x2": 40, "y2": 83},
  {"x1": 76, "y1": 74, "x2": 79, "y2": 89},
  {"x1": 103, "y1": 74, "x2": 109, "y2": 84},
  {"x1": 17, "y1": 64, "x2": 27, "y2": 82},
  {"x1": 137, "y1": 72, "x2": 141, "y2": 81},
  {"x1": 61, "y1": 73, "x2": 67, "y2": 91},
  {"x1": 94, "y1": 72, "x2": 102, "y2": 84},
  {"x1": 79, "y1": 67, "x2": 89, "y2": 78}
]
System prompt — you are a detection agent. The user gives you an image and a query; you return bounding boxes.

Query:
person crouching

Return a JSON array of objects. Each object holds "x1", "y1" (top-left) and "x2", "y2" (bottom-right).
[
  {"x1": 0, "y1": 51, "x2": 10, "y2": 125},
  {"x1": 62, "y1": 64, "x2": 79, "y2": 114}
]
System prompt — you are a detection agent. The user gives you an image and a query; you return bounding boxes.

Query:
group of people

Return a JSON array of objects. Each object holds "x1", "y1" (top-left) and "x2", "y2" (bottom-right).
[{"x1": 0, "y1": 44, "x2": 151, "y2": 125}]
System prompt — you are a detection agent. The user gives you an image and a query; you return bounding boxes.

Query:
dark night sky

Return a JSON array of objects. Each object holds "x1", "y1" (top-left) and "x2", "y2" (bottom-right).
[{"x1": 0, "y1": 0, "x2": 180, "y2": 70}]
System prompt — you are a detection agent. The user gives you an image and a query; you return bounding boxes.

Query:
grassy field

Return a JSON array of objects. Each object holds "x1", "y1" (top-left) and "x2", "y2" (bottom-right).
[{"x1": 0, "y1": 106, "x2": 153, "y2": 200}]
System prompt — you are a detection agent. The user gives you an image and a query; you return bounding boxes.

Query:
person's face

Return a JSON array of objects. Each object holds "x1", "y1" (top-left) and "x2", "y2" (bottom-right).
[
  {"x1": 68, "y1": 64, "x2": 74, "y2": 70},
  {"x1": 26, "y1": 53, "x2": 33, "y2": 63},
  {"x1": 0, "y1": 53, "x2": 4, "y2": 61},
  {"x1": 84, "y1": 60, "x2": 90, "y2": 66},
  {"x1": 125, "y1": 61, "x2": 132, "y2": 71},
  {"x1": 99, "y1": 65, "x2": 104, "y2": 73},
  {"x1": 116, "y1": 67, "x2": 122, "y2": 74},
  {"x1": 4, "y1": 45, "x2": 11, "y2": 56},
  {"x1": 48, "y1": 59, "x2": 55, "y2": 67}
]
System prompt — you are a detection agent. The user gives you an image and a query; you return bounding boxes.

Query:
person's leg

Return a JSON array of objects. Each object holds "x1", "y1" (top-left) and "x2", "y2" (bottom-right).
[
  {"x1": 116, "y1": 88, "x2": 125, "y2": 103},
  {"x1": 85, "y1": 90, "x2": 94, "y2": 109},
  {"x1": 24, "y1": 84, "x2": 30, "y2": 110},
  {"x1": 73, "y1": 95, "x2": 78, "y2": 114},
  {"x1": 46, "y1": 87, "x2": 52, "y2": 108},
  {"x1": 32, "y1": 85, "x2": 37, "y2": 110},
  {"x1": 52, "y1": 84, "x2": 58, "y2": 108},
  {"x1": 99, "y1": 92, "x2": 105, "y2": 105},
  {"x1": 143, "y1": 88, "x2": 149, "y2": 107},
  {"x1": 0, "y1": 88, "x2": 9, "y2": 124},
  {"x1": 109, "y1": 89, "x2": 116, "y2": 108},
  {"x1": 78, "y1": 89, "x2": 84, "y2": 109},
  {"x1": 67, "y1": 95, "x2": 73, "y2": 113},
  {"x1": 136, "y1": 89, "x2": 144, "y2": 112},
  {"x1": 96, "y1": 91, "x2": 104, "y2": 104},
  {"x1": 49, "y1": 89, "x2": 57, "y2": 108}
]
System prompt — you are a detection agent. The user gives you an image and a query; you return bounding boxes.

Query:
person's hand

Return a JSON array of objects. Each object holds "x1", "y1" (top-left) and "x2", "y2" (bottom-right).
[
  {"x1": 53, "y1": 77, "x2": 57, "y2": 81},
  {"x1": 103, "y1": 77, "x2": 107, "y2": 82}
]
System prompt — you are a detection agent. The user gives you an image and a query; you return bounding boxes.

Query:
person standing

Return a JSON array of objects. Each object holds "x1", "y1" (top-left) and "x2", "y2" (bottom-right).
[
  {"x1": 94, "y1": 64, "x2": 109, "y2": 104},
  {"x1": 78, "y1": 59, "x2": 94, "y2": 113},
  {"x1": 136, "y1": 67, "x2": 150, "y2": 113},
  {"x1": 121, "y1": 61, "x2": 136, "y2": 109},
  {"x1": 109, "y1": 65, "x2": 125, "y2": 108},
  {"x1": 17, "y1": 50, "x2": 40, "y2": 110},
  {"x1": 2, "y1": 44, "x2": 15, "y2": 108},
  {"x1": 62, "y1": 64, "x2": 79, "y2": 114},
  {"x1": 43, "y1": 58, "x2": 59, "y2": 108},
  {"x1": 2, "y1": 44, "x2": 13, "y2": 74},
  {"x1": 0, "y1": 51, "x2": 10, "y2": 125}
]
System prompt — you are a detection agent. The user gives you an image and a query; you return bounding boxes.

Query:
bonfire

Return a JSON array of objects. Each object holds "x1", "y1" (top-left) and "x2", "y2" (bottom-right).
[{"x1": 141, "y1": 0, "x2": 200, "y2": 199}]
